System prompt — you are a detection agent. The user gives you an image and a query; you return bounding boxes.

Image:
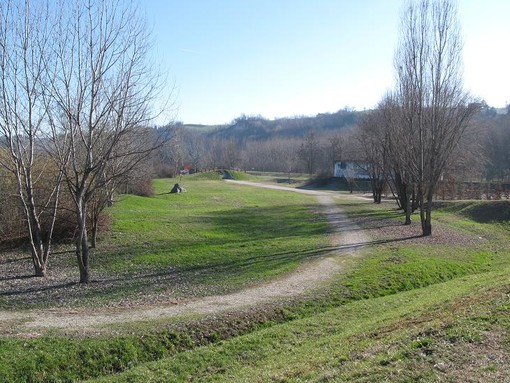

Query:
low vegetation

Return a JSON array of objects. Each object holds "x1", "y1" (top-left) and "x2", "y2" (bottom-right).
[
  {"x1": 87, "y1": 271, "x2": 510, "y2": 383},
  {"x1": 0, "y1": 174, "x2": 327, "y2": 310},
  {"x1": 0, "y1": 176, "x2": 509, "y2": 382}
]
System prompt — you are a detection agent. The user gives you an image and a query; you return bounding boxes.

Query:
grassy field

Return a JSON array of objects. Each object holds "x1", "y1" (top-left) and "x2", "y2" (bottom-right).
[
  {"x1": 0, "y1": 173, "x2": 328, "y2": 309},
  {"x1": 105, "y1": 175, "x2": 328, "y2": 289},
  {"x1": 1, "y1": 175, "x2": 509, "y2": 382}
]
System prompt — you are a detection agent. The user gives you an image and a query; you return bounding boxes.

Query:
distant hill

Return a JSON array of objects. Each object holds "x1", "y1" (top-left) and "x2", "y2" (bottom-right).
[
  {"x1": 182, "y1": 109, "x2": 364, "y2": 142},
  {"x1": 179, "y1": 103, "x2": 508, "y2": 144},
  {"x1": 182, "y1": 124, "x2": 224, "y2": 133}
]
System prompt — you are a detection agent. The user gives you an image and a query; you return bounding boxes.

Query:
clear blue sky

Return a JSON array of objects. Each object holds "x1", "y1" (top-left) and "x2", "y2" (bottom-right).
[{"x1": 144, "y1": 0, "x2": 510, "y2": 125}]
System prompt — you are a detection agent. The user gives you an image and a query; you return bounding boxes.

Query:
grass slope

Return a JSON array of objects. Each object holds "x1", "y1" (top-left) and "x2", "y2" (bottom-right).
[
  {"x1": 1, "y1": 183, "x2": 509, "y2": 382},
  {"x1": 89, "y1": 270, "x2": 510, "y2": 382},
  {"x1": 86, "y1": 199, "x2": 510, "y2": 383}
]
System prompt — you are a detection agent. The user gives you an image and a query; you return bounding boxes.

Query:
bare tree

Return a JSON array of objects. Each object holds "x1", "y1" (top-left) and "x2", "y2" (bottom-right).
[
  {"x1": 202, "y1": 136, "x2": 225, "y2": 170},
  {"x1": 484, "y1": 113, "x2": 510, "y2": 183},
  {"x1": 222, "y1": 139, "x2": 240, "y2": 170},
  {"x1": 357, "y1": 106, "x2": 390, "y2": 203},
  {"x1": 182, "y1": 129, "x2": 205, "y2": 171},
  {"x1": 298, "y1": 132, "x2": 321, "y2": 176},
  {"x1": 167, "y1": 126, "x2": 186, "y2": 176},
  {"x1": 241, "y1": 137, "x2": 301, "y2": 173},
  {"x1": 393, "y1": 0, "x2": 477, "y2": 235},
  {"x1": 325, "y1": 134, "x2": 343, "y2": 168},
  {"x1": 378, "y1": 95, "x2": 417, "y2": 224},
  {"x1": 45, "y1": 0, "x2": 167, "y2": 283},
  {"x1": 0, "y1": 0, "x2": 62, "y2": 276}
]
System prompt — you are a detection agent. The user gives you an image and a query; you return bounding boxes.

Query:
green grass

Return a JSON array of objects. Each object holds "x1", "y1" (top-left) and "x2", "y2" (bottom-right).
[
  {"x1": 1, "y1": 186, "x2": 509, "y2": 382},
  {"x1": 177, "y1": 170, "x2": 258, "y2": 181},
  {"x1": 86, "y1": 269, "x2": 510, "y2": 382},
  {"x1": 337, "y1": 245, "x2": 491, "y2": 298},
  {"x1": 101, "y1": 177, "x2": 328, "y2": 290},
  {"x1": 0, "y1": 176, "x2": 330, "y2": 310},
  {"x1": 245, "y1": 171, "x2": 310, "y2": 186},
  {"x1": 433, "y1": 200, "x2": 510, "y2": 243}
]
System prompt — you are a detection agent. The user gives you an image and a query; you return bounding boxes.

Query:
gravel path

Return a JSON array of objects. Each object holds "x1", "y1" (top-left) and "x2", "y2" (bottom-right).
[{"x1": 0, "y1": 182, "x2": 369, "y2": 334}]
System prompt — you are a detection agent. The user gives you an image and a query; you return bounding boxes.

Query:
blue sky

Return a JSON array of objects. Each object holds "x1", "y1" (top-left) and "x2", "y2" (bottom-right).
[{"x1": 145, "y1": 0, "x2": 510, "y2": 125}]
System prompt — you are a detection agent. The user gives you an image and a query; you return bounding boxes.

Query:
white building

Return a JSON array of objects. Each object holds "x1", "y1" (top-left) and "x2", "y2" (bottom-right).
[{"x1": 333, "y1": 160, "x2": 371, "y2": 179}]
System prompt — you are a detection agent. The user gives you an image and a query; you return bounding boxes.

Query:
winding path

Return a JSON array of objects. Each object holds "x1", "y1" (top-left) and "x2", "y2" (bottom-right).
[{"x1": 1, "y1": 182, "x2": 369, "y2": 334}]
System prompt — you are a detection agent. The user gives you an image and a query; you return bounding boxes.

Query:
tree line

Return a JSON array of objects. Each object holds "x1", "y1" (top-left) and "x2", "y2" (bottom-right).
[
  {"x1": 0, "y1": 0, "x2": 166, "y2": 283},
  {"x1": 155, "y1": 103, "x2": 507, "y2": 190},
  {"x1": 354, "y1": 0, "x2": 510, "y2": 236}
]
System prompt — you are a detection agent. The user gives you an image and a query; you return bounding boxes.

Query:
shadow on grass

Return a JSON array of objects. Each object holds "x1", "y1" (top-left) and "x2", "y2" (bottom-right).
[
  {"x1": 1, "y1": 281, "x2": 77, "y2": 297},
  {"x1": 0, "y1": 274, "x2": 34, "y2": 282},
  {"x1": 0, "y1": 201, "x2": 422, "y2": 306}
]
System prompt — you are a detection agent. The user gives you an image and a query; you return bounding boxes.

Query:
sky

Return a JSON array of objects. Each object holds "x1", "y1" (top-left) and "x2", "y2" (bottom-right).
[{"x1": 144, "y1": 0, "x2": 510, "y2": 125}]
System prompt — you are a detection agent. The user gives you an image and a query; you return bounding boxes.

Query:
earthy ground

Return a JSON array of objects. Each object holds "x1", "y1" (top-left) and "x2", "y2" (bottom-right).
[{"x1": 0, "y1": 182, "x2": 370, "y2": 336}]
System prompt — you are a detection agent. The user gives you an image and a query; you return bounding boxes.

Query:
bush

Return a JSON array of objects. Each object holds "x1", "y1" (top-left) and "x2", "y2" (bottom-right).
[
  {"x1": 154, "y1": 164, "x2": 176, "y2": 179},
  {"x1": 118, "y1": 175, "x2": 155, "y2": 197}
]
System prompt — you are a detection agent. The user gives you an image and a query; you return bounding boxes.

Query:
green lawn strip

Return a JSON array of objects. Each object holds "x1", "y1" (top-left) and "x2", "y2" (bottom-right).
[
  {"x1": 337, "y1": 244, "x2": 491, "y2": 296},
  {"x1": 433, "y1": 202, "x2": 510, "y2": 244},
  {"x1": 106, "y1": 179, "x2": 326, "y2": 272},
  {"x1": 282, "y1": 242, "x2": 493, "y2": 320},
  {"x1": 86, "y1": 268, "x2": 510, "y2": 382},
  {"x1": 0, "y1": 242, "x2": 499, "y2": 382}
]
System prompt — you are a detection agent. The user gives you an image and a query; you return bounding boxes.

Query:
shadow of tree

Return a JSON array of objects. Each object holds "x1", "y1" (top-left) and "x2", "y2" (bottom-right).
[{"x1": 0, "y1": 200, "x2": 425, "y2": 307}]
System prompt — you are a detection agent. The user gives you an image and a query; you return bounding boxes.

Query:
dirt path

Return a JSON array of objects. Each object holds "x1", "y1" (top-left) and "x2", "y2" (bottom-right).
[{"x1": 1, "y1": 182, "x2": 369, "y2": 334}]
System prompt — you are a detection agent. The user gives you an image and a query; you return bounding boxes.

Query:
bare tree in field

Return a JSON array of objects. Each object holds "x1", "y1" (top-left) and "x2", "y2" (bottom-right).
[
  {"x1": 326, "y1": 134, "x2": 343, "y2": 169},
  {"x1": 393, "y1": 0, "x2": 477, "y2": 236},
  {"x1": 377, "y1": 95, "x2": 417, "y2": 224},
  {"x1": 222, "y1": 138, "x2": 240, "y2": 170},
  {"x1": 45, "y1": 0, "x2": 167, "y2": 283},
  {"x1": 182, "y1": 129, "x2": 206, "y2": 171},
  {"x1": 0, "y1": 0, "x2": 62, "y2": 277},
  {"x1": 357, "y1": 106, "x2": 390, "y2": 203},
  {"x1": 298, "y1": 132, "x2": 321, "y2": 176}
]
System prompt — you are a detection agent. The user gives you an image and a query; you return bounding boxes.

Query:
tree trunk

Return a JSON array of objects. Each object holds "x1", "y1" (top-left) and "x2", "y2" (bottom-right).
[
  {"x1": 76, "y1": 231, "x2": 90, "y2": 284},
  {"x1": 31, "y1": 251, "x2": 46, "y2": 277},
  {"x1": 25, "y1": 196, "x2": 48, "y2": 277},
  {"x1": 374, "y1": 180, "x2": 383, "y2": 204},
  {"x1": 91, "y1": 213, "x2": 98, "y2": 249},
  {"x1": 404, "y1": 191, "x2": 412, "y2": 225},
  {"x1": 91, "y1": 225, "x2": 97, "y2": 249},
  {"x1": 75, "y1": 200, "x2": 90, "y2": 283},
  {"x1": 24, "y1": 197, "x2": 59, "y2": 277},
  {"x1": 421, "y1": 192, "x2": 433, "y2": 236},
  {"x1": 28, "y1": 223, "x2": 46, "y2": 277},
  {"x1": 419, "y1": 188, "x2": 433, "y2": 236},
  {"x1": 371, "y1": 180, "x2": 378, "y2": 203}
]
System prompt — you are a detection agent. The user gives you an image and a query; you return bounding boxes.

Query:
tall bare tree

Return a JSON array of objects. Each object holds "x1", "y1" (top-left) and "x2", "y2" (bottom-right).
[
  {"x1": 45, "y1": 0, "x2": 166, "y2": 283},
  {"x1": 378, "y1": 95, "x2": 417, "y2": 224},
  {"x1": 0, "y1": 0, "x2": 62, "y2": 276},
  {"x1": 298, "y1": 132, "x2": 321, "y2": 176},
  {"x1": 325, "y1": 134, "x2": 343, "y2": 168},
  {"x1": 222, "y1": 138, "x2": 240, "y2": 170},
  {"x1": 393, "y1": 0, "x2": 477, "y2": 235},
  {"x1": 357, "y1": 105, "x2": 390, "y2": 203}
]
